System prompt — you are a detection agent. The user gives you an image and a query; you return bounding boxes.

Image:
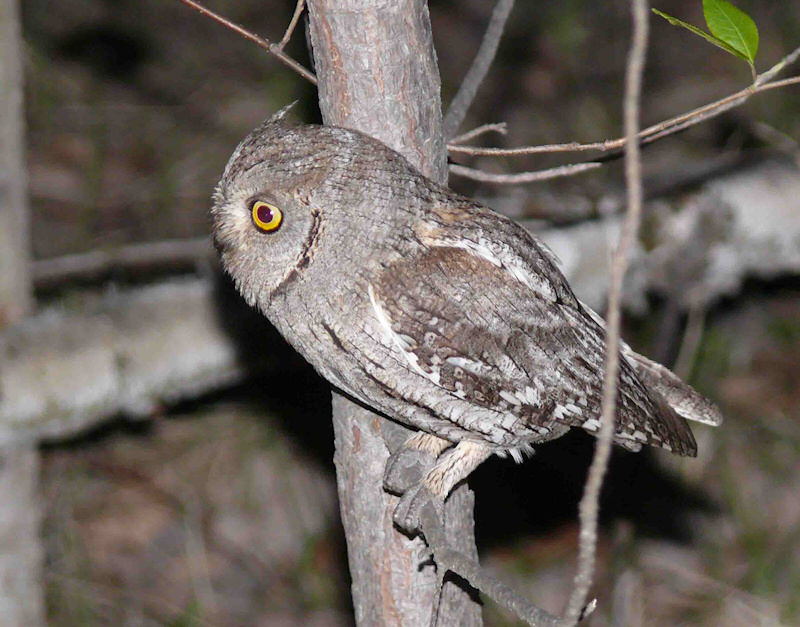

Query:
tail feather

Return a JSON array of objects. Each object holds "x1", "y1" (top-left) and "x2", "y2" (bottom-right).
[{"x1": 623, "y1": 348, "x2": 723, "y2": 427}]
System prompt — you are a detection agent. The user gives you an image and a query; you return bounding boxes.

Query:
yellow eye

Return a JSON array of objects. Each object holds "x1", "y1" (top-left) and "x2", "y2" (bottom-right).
[{"x1": 251, "y1": 201, "x2": 283, "y2": 232}]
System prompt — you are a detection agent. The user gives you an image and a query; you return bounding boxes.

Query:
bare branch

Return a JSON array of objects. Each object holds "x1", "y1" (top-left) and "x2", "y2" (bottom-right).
[
  {"x1": 32, "y1": 238, "x2": 213, "y2": 288},
  {"x1": 565, "y1": 0, "x2": 649, "y2": 622},
  {"x1": 449, "y1": 161, "x2": 602, "y2": 184},
  {"x1": 0, "y1": 0, "x2": 44, "y2": 622},
  {"x1": 443, "y1": 0, "x2": 515, "y2": 138},
  {"x1": 277, "y1": 0, "x2": 306, "y2": 50},
  {"x1": 176, "y1": 0, "x2": 317, "y2": 85},
  {"x1": 673, "y1": 305, "x2": 706, "y2": 380},
  {"x1": 754, "y1": 45, "x2": 800, "y2": 85},
  {"x1": 753, "y1": 74, "x2": 800, "y2": 92},
  {"x1": 449, "y1": 139, "x2": 621, "y2": 157},
  {"x1": 449, "y1": 122, "x2": 508, "y2": 145},
  {"x1": 417, "y1": 504, "x2": 568, "y2": 627},
  {"x1": 448, "y1": 46, "x2": 800, "y2": 157}
]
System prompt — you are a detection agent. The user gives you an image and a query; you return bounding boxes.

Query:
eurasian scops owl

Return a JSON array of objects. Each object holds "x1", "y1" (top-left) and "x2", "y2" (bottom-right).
[{"x1": 211, "y1": 108, "x2": 722, "y2": 529}]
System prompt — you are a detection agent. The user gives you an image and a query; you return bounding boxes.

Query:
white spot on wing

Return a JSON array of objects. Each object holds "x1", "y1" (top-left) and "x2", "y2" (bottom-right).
[
  {"x1": 445, "y1": 240, "x2": 502, "y2": 266},
  {"x1": 369, "y1": 283, "x2": 441, "y2": 385},
  {"x1": 583, "y1": 418, "x2": 601, "y2": 432},
  {"x1": 446, "y1": 355, "x2": 491, "y2": 377},
  {"x1": 499, "y1": 390, "x2": 522, "y2": 406},
  {"x1": 434, "y1": 240, "x2": 557, "y2": 302},
  {"x1": 553, "y1": 404, "x2": 571, "y2": 420},
  {"x1": 396, "y1": 334, "x2": 416, "y2": 349}
]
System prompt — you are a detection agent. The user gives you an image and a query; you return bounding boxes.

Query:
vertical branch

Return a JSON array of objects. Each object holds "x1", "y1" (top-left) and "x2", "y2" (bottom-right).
[
  {"x1": 442, "y1": 0, "x2": 515, "y2": 139},
  {"x1": 564, "y1": 0, "x2": 649, "y2": 622},
  {"x1": 0, "y1": 0, "x2": 45, "y2": 624},
  {"x1": 0, "y1": 0, "x2": 31, "y2": 322},
  {"x1": 306, "y1": 1, "x2": 482, "y2": 625}
]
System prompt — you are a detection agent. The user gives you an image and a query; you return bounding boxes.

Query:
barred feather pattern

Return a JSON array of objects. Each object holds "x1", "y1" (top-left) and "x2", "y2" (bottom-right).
[
  {"x1": 369, "y1": 243, "x2": 698, "y2": 457},
  {"x1": 212, "y1": 118, "x2": 723, "y2": 493}
]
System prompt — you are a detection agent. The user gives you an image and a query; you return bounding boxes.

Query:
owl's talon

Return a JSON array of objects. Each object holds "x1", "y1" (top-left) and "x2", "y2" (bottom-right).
[
  {"x1": 384, "y1": 448, "x2": 437, "y2": 495},
  {"x1": 393, "y1": 483, "x2": 444, "y2": 535}
]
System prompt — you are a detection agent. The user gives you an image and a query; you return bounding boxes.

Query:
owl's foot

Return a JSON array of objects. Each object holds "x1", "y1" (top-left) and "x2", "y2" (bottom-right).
[
  {"x1": 383, "y1": 432, "x2": 452, "y2": 495},
  {"x1": 391, "y1": 440, "x2": 492, "y2": 535},
  {"x1": 390, "y1": 440, "x2": 573, "y2": 626},
  {"x1": 384, "y1": 450, "x2": 436, "y2": 495},
  {"x1": 393, "y1": 483, "x2": 445, "y2": 534}
]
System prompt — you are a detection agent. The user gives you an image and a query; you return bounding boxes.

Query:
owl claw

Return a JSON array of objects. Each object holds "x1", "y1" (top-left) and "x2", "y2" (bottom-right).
[
  {"x1": 384, "y1": 448, "x2": 437, "y2": 495},
  {"x1": 393, "y1": 484, "x2": 444, "y2": 535}
]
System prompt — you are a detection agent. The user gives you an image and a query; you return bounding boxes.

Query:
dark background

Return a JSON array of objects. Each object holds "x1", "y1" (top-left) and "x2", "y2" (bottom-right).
[{"x1": 19, "y1": 0, "x2": 800, "y2": 624}]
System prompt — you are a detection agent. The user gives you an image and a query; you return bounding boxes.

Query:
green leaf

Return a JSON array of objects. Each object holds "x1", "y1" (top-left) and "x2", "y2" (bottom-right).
[
  {"x1": 703, "y1": 0, "x2": 759, "y2": 65},
  {"x1": 652, "y1": 8, "x2": 748, "y2": 60}
]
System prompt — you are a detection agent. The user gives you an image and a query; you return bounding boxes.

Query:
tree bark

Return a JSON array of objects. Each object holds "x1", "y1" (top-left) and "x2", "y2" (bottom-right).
[
  {"x1": 0, "y1": 0, "x2": 45, "y2": 624},
  {"x1": 306, "y1": 1, "x2": 483, "y2": 624}
]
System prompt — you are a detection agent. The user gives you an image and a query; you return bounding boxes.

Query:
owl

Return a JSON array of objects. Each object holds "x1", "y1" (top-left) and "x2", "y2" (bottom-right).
[{"x1": 212, "y1": 107, "x2": 722, "y2": 530}]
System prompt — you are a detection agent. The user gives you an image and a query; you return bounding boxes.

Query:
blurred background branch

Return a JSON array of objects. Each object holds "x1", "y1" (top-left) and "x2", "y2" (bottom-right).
[
  {"x1": 2, "y1": 0, "x2": 800, "y2": 624},
  {"x1": 0, "y1": 0, "x2": 44, "y2": 624}
]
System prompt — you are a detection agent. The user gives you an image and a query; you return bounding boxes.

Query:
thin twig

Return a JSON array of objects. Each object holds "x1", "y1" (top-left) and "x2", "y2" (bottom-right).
[
  {"x1": 443, "y1": 0, "x2": 515, "y2": 138},
  {"x1": 449, "y1": 138, "x2": 624, "y2": 157},
  {"x1": 564, "y1": 0, "x2": 649, "y2": 622},
  {"x1": 673, "y1": 304, "x2": 707, "y2": 381},
  {"x1": 756, "y1": 74, "x2": 800, "y2": 92},
  {"x1": 448, "y1": 46, "x2": 800, "y2": 157},
  {"x1": 449, "y1": 122, "x2": 508, "y2": 145},
  {"x1": 449, "y1": 161, "x2": 602, "y2": 184},
  {"x1": 278, "y1": 0, "x2": 306, "y2": 50},
  {"x1": 176, "y1": 0, "x2": 317, "y2": 85},
  {"x1": 754, "y1": 45, "x2": 800, "y2": 86}
]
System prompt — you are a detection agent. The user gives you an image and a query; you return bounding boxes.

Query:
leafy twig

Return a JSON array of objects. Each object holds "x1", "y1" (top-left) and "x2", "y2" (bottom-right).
[
  {"x1": 443, "y1": 0, "x2": 515, "y2": 139},
  {"x1": 176, "y1": 0, "x2": 317, "y2": 85},
  {"x1": 564, "y1": 0, "x2": 649, "y2": 622},
  {"x1": 448, "y1": 45, "x2": 800, "y2": 158},
  {"x1": 654, "y1": 0, "x2": 760, "y2": 81}
]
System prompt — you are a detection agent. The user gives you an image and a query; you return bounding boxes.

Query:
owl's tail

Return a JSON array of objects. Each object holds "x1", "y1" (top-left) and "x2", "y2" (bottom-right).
[{"x1": 622, "y1": 348, "x2": 724, "y2": 427}]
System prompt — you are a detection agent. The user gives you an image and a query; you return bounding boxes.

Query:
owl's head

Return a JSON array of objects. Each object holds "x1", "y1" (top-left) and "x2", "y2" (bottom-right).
[
  {"x1": 212, "y1": 107, "x2": 437, "y2": 311},
  {"x1": 211, "y1": 107, "x2": 340, "y2": 310}
]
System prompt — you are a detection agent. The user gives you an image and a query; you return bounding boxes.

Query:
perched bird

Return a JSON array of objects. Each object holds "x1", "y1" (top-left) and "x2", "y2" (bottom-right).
[{"x1": 212, "y1": 107, "x2": 722, "y2": 530}]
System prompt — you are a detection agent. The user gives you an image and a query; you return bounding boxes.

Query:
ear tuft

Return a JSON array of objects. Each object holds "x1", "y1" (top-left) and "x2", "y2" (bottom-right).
[{"x1": 270, "y1": 101, "x2": 298, "y2": 123}]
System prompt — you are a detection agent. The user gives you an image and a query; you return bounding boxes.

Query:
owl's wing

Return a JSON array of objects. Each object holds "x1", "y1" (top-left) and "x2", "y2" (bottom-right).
[{"x1": 369, "y1": 239, "x2": 697, "y2": 457}]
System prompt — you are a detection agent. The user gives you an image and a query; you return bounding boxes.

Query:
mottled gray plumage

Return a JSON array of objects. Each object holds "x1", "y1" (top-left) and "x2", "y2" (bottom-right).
[{"x1": 212, "y1": 108, "x2": 722, "y2": 526}]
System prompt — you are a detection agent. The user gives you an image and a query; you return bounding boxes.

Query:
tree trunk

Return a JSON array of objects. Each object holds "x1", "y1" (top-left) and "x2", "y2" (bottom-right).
[
  {"x1": 306, "y1": 1, "x2": 483, "y2": 624},
  {"x1": 0, "y1": 0, "x2": 45, "y2": 625}
]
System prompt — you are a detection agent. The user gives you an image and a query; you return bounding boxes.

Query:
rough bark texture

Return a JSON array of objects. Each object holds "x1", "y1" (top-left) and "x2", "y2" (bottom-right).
[
  {"x1": 0, "y1": 0, "x2": 45, "y2": 624},
  {"x1": 306, "y1": 1, "x2": 482, "y2": 624}
]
